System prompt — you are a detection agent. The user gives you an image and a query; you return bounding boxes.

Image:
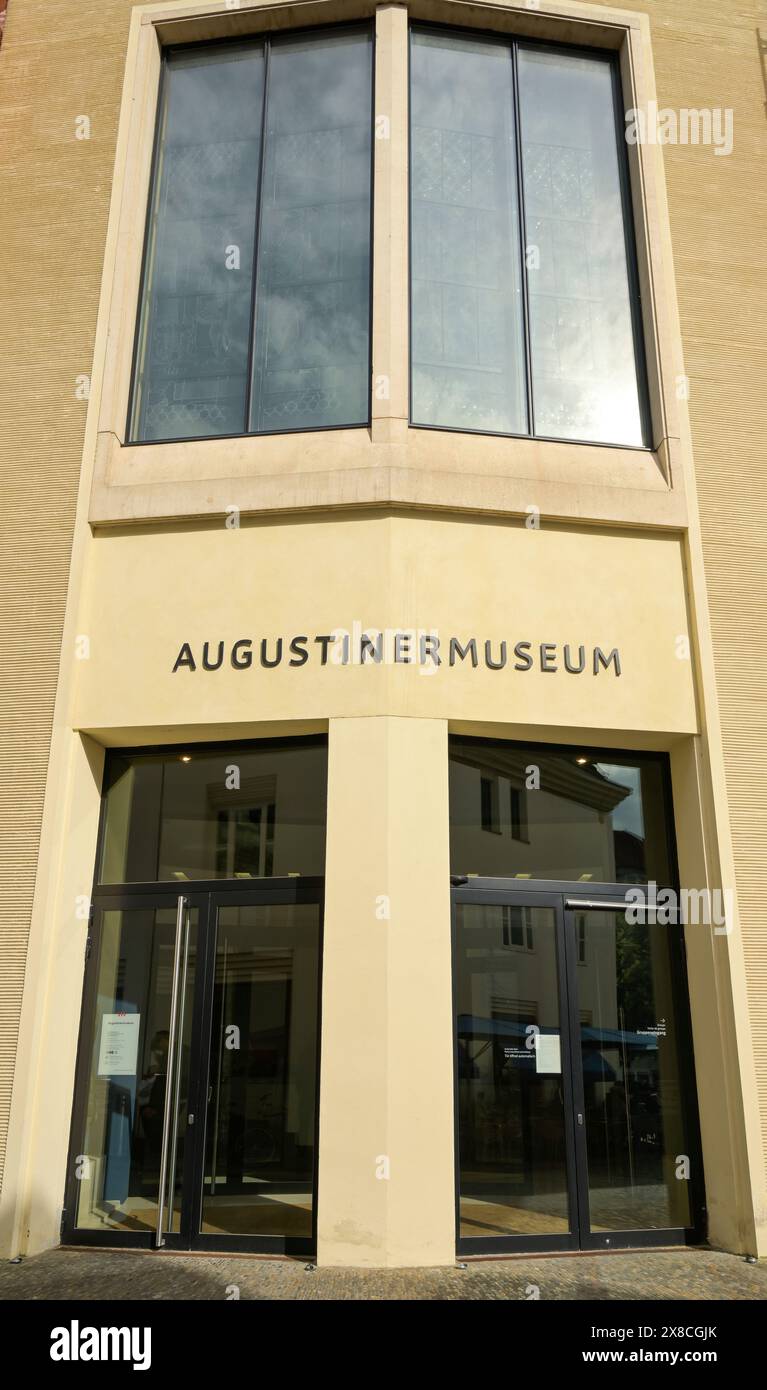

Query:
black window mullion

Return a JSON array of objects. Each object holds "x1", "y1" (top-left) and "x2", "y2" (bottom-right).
[
  {"x1": 243, "y1": 38, "x2": 271, "y2": 435},
  {"x1": 510, "y1": 39, "x2": 535, "y2": 439}
]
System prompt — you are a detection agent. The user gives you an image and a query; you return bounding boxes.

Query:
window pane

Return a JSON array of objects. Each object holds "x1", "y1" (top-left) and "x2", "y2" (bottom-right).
[
  {"x1": 74, "y1": 906, "x2": 198, "y2": 1234},
  {"x1": 99, "y1": 740, "x2": 328, "y2": 883},
  {"x1": 457, "y1": 903, "x2": 572, "y2": 1237},
  {"x1": 579, "y1": 910, "x2": 692, "y2": 1230},
  {"x1": 450, "y1": 739, "x2": 671, "y2": 883},
  {"x1": 410, "y1": 31, "x2": 527, "y2": 433},
  {"x1": 249, "y1": 30, "x2": 372, "y2": 432},
  {"x1": 131, "y1": 46, "x2": 265, "y2": 442},
  {"x1": 201, "y1": 903, "x2": 319, "y2": 1238},
  {"x1": 517, "y1": 49, "x2": 645, "y2": 446}
]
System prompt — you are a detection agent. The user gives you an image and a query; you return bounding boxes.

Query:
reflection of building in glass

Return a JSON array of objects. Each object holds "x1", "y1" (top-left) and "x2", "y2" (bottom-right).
[
  {"x1": 450, "y1": 741, "x2": 670, "y2": 884},
  {"x1": 456, "y1": 899, "x2": 688, "y2": 1236},
  {"x1": 100, "y1": 744, "x2": 327, "y2": 883}
]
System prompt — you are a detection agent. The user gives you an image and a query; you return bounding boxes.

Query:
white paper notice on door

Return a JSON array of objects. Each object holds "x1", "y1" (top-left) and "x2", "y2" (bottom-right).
[
  {"x1": 98, "y1": 1013, "x2": 140, "y2": 1077},
  {"x1": 535, "y1": 1032, "x2": 561, "y2": 1074}
]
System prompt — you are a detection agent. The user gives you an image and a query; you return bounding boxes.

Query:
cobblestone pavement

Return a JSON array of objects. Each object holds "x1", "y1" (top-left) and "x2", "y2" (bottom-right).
[{"x1": 0, "y1": 1246, "x2": 765, "y2": 1300}]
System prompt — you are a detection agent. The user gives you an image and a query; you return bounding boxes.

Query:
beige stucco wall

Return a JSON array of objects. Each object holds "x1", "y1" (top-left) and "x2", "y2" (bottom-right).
[
  {"x1": 0, "y1": 0, "x2": 765, "y2": 1263},
  {"x1": 72, "y1": 516, "x2": 697, "y2": 737},
  {"x1": 320, "y1": 716, "x2": 454, "y2": 1266}
]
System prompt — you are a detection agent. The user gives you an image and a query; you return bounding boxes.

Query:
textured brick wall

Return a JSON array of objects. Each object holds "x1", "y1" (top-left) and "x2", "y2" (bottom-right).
[
  {"x1": 0, "y1": 0, "x2": 134, "y2": 1188},
  {"x1": 610, "y1": 0, "x2": 767, "y2": 1169}
]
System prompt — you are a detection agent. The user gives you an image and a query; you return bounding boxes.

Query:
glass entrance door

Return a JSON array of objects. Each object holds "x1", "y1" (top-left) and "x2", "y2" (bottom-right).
[
  {"x1": 453, "y1": 883, "x2": 702, "y2": 1254},
  {"x1": 68, "y1": 895, "x2": 202, "y2": 1245},
  {"x1": 64, "y1": 884, "x2": 322, "y2": 1254},
  {"x1": 567, "y1": 901, "x2": 697, "y2": 1247},
  {"x1": 196, "y1": 895, "x2": 320, "y2": 1247},
  {"x1": 454, "y1": 892, "x2": 579, "y2": 1250}
]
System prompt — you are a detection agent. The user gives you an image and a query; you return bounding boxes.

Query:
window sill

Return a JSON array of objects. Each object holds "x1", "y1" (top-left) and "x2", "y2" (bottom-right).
[{"x1": 89, "y1": 421, "x2": 686, "y2": 531}]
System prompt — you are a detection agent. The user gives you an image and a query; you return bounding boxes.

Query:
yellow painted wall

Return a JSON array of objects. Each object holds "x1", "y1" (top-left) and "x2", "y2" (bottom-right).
[
  {"x1": 73, "y1": 516, "x2": 697, "y2": 738},
  {"x1": 320, "y1": 716, "x2": 454, "y2": 1265}
]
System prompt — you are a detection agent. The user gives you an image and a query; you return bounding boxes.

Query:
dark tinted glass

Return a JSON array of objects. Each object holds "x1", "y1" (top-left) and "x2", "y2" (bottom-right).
[
  {"x1": 131, "y1": 29, "x2": 372, "y2": 443},
  {"x1": 456, "y1": 902, "x2": 572, "y2": 1237},
  {"x1": 201, "y1": 902, "x2": 320, "y2": 1237},
  {"x1": 74, "y1": 905, "x2": 198, "y2": 1234},
  {"x1": 99, "y1": 740, "x2": 328, "y2": 883},
  {"x1": 410, "y1": 29, "x2": 527, "y2": 433},
  {"x1": 409, "y1": 32, "x2": 647, "y2": 448},
  {"x1": 131, "y1": 45, "x2": 265, "y2": 441},
  {"x1": 249, "y1": 30, "x2": 372, "y2": 431},
  {"x1": 577, "y1": 909, "x2": 692, "y2": 1230},
  {"x1": 449, "y1": 739, "x2": 671, "y2": 883},
  {"x1": 517, "y1": 48, "x2": 645, "y2": 445}
]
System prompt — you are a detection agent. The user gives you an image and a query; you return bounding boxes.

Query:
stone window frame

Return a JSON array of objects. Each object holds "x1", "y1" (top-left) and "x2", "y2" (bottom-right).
[{"x1": 88, "y1": 0, "x2": 688, "y2": 531}]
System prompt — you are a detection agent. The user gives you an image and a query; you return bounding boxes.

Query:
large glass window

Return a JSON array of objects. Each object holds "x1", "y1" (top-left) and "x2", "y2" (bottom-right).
[
  {"x1": 130, "y1": 28, "x2": 372, "y2": 443},
  {"x1": 99, "y1": 739, "x2": 328, "y2": 883},
  {"x1": 410, "y1": 29, "x2": 648, "y2": 447},
  {"x1": 450, "y1": 739, "x2": 673, "y2": 884},
  {"x1": 410, "y1": 31, "x2": 527, "y2": 434}
]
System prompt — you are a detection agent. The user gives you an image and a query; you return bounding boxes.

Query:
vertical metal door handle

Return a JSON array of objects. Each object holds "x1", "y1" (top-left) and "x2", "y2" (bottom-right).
[
  {"x1": 165, "y1": 906, "x2": 192, "y2": 1238},
  {"x1": 209, "y1": 931, "x2": 228, "y2": 1197},
  {"x1": 156, "y1": 896, "x2": 187, "y2": 1249}
]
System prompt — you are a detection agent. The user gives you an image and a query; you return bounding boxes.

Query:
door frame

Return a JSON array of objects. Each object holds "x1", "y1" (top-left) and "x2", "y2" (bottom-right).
[
  {"x1": 451, "y1": 884, "x2": 582, "y2": 1254},
  {"x1": 188, "y1": 883, "x2": 324, "y2": 1256},
  {"x1": 451, "y1": 877, "x2": 706, "y2": 1256},
  {"x1": 61, "y1": 876, "x2": 324, "y2": 1256}
]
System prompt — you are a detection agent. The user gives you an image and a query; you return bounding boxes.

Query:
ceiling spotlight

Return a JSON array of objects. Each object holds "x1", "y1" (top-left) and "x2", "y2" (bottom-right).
[
  {"x1": 576, "y1": 757, "x2": 588, "y2": 765},
  {"x1": 180, "y1": 755, "x2": 191, "y2": 763}
]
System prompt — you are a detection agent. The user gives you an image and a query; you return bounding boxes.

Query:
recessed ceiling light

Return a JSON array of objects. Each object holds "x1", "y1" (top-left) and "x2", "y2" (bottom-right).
[
  {"x1": 576, "y1": 757, "x2": 588, "y2": 765},
  {"x1": 180, "y1": 755, "x2": 191, "y2": 763}
]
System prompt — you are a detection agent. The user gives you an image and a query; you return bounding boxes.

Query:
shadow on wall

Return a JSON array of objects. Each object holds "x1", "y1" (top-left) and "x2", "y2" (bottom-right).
[{"x1": 758, "y1": 30, "x2": 767, "y2": 118}]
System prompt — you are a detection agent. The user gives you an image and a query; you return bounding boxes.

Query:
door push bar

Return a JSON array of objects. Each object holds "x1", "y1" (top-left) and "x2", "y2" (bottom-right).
[{"x1": 565, "y1": 898, "x2": 632, "y2": 911}]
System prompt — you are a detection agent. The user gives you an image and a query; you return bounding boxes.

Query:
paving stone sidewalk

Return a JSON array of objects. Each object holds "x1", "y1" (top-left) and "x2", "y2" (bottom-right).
[{"x1": 0, "y1": 1246, "x2": 765, "y2": 1301}]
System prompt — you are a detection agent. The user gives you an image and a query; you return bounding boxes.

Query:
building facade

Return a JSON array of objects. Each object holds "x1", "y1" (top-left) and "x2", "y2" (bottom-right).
[{"x1": 0, "y1": 0, "x2": 766, "y2": 1267}]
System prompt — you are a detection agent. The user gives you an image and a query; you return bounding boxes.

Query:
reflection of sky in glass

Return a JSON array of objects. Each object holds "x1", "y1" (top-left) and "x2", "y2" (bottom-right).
[
  {"x1": 133, "y1": 46, "x2": 264, "y2": 441},
  {"x1": 410, "y1": 32, "x2": 527, "y2": 434},
  {"x1": 133, "y1": 33, "x2": 372, "y2": 442},
  {"x1": 250, "y1": 32, "x2": 372, "y2": 432},
  {"x1": 596, "y1": 764, "x2": 644, "y2": 838},
  {"x1": 518, "y1": 50, "x2": 645, "y2": 446}
]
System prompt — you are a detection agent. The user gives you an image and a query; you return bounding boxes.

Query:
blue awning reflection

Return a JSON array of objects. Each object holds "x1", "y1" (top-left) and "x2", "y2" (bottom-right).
[
  {"x1": 457, "y1": 1014, "x2": 657, "y2": 1050},
  {"x1": 456, "y1": 1014, "x2": 661, "y2": 1081}
]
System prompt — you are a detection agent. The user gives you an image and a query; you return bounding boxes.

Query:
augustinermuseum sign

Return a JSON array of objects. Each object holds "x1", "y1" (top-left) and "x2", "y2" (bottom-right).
[{"x1": 171, "y1": 631, "x2": 622, "y2": 676}]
